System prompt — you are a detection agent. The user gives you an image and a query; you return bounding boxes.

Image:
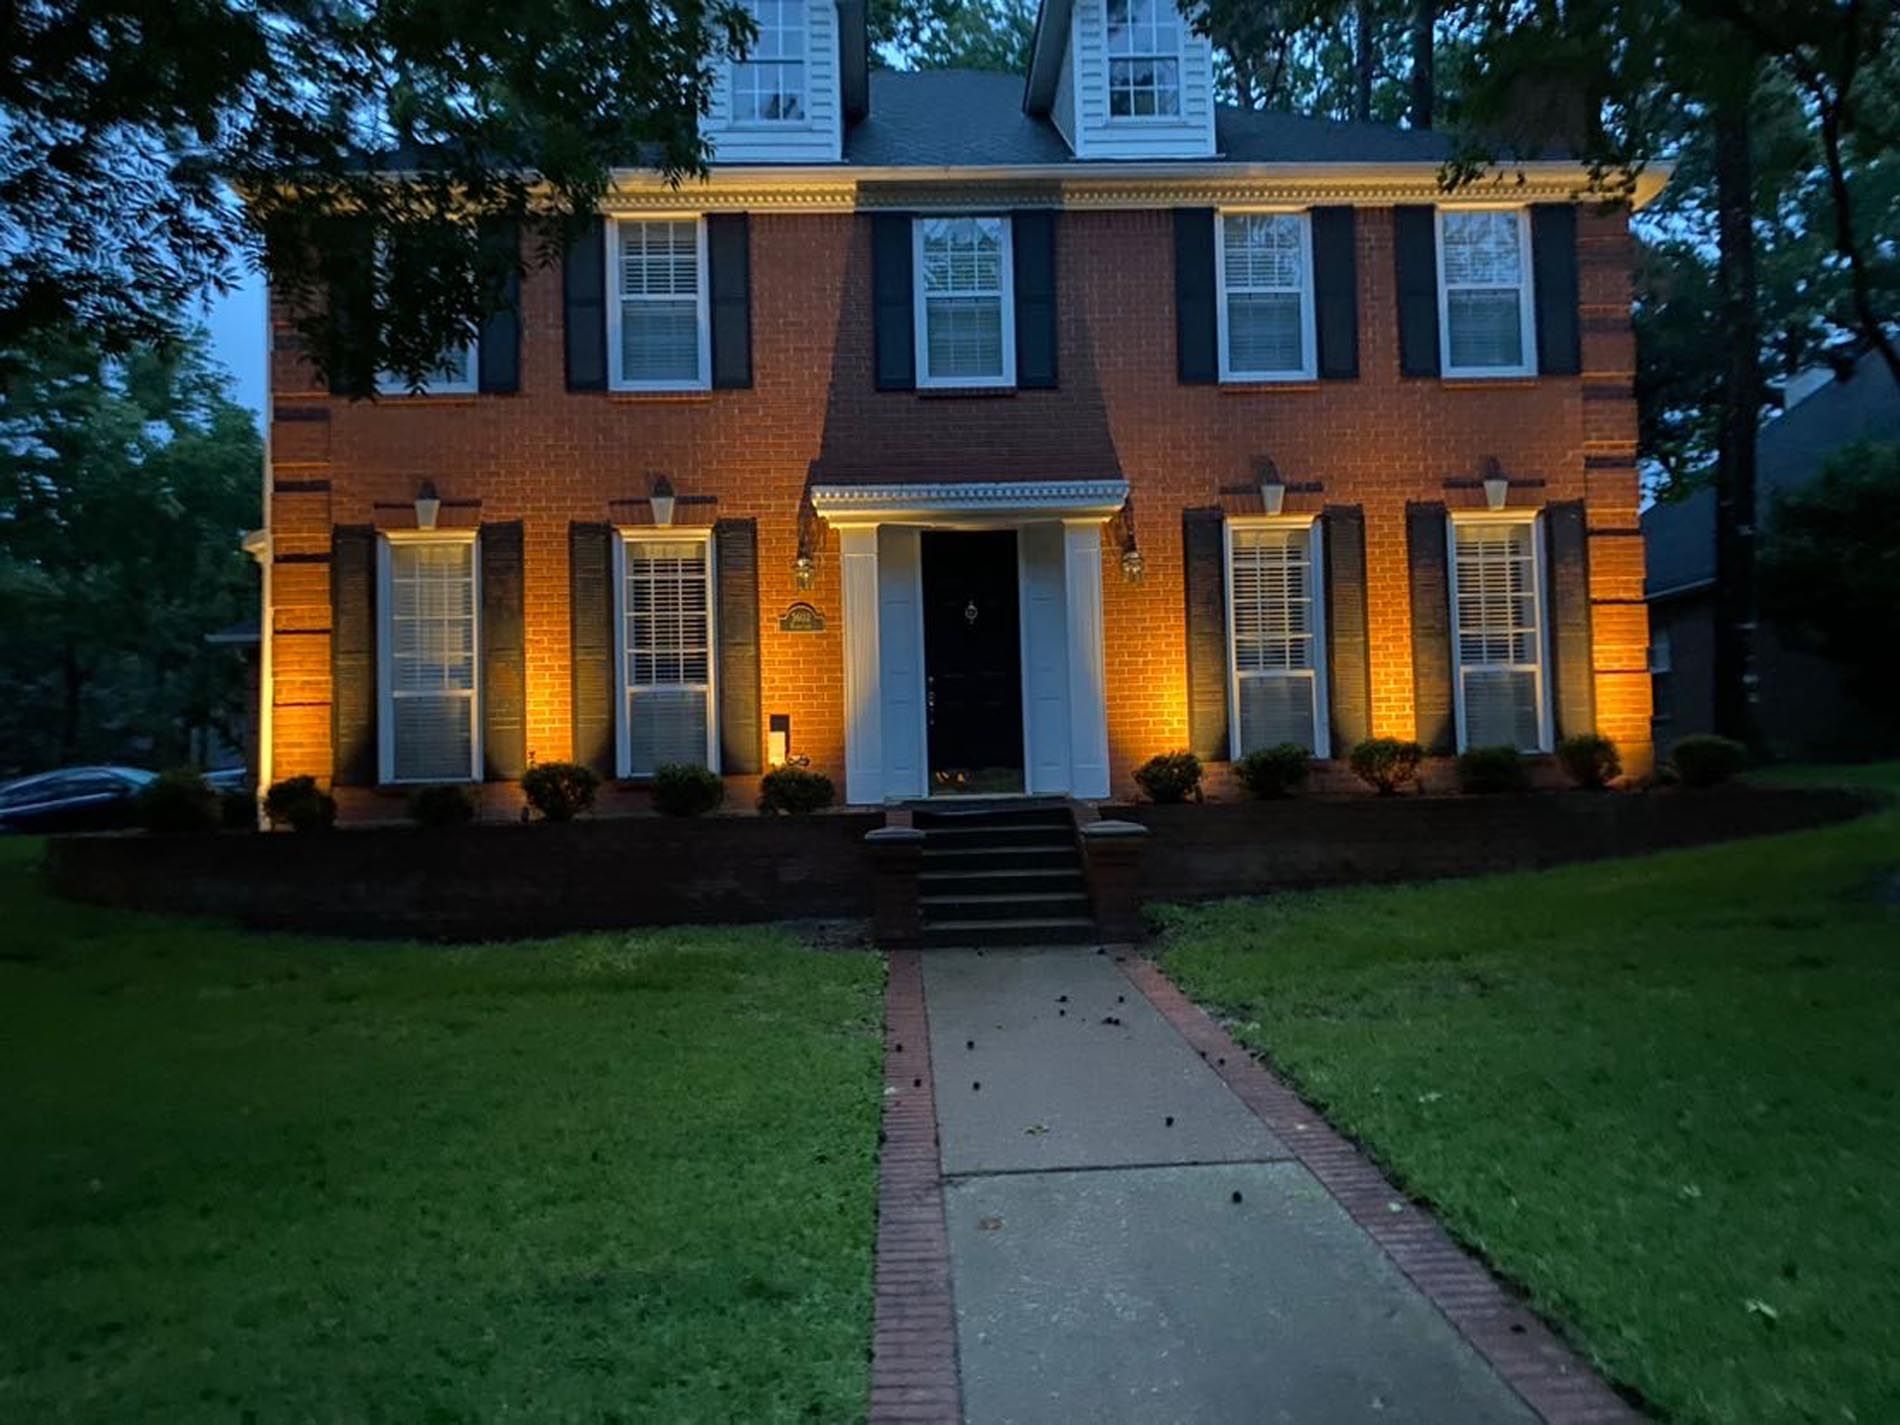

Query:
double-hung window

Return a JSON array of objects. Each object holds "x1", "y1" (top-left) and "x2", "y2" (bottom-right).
[
  {"x1": 1106, "y1": 0, "x2": 1182, "y2": 117},
  {"x1": 1437, "y1": 208, "x2": 1536, "y2": 377},
  {"x1": 1217, "y1": 212, "x2": 1315, "y2": 381},
  {"x1": 616, "y1": 532, "x2": 718, "y2": 777},
  {"x1": 379, "y1": 533, "x2": 481, "y2": 783},
  {"x1": 610, "y1": 217, "x2": 710, "y2": 390},
  {"x1": 1449, "y1": 515, "x2": 1551, "y2": 752},
  {"x1": 374, "y1": 238, "x2": 478, "y2": 396},
  {"x1": 730, "y1": 0, "x2": 806, "y2": 122},
  {"x1": 1227, "y1": 519, "x2": 1329, "y2": 756},
  {"x1": 913, "y1": 216, "x2": 1015, "y2": 389}
]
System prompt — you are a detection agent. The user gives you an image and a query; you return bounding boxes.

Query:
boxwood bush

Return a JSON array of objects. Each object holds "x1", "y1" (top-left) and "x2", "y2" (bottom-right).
[
  {"x1": 1234, "y1": 743, "x2": 1312, "y2": 799},
  {"x1": 1671, "y1": 734, "x2": 1748, "y2": 789},
  {"x1": 1456, "y1": 745, "x2": 1530, "y2": 795},
  {"x1": 1557, "y1": 733, "x2": 1622, "y2": 790},
  {"x1": 1134, "y1": 750, "x2": 1203, "y2": 804},
  {"x1": 520, "y1": 761, "x2": 599, "y2": 822},
  {"x1": 651, "y1": 763, "x2": 724, "y2": 817},
  {"x1": 263, "y1": 775, "x2": 336, "y2": 833},
  {"x1": 1348, "y1": 738, "x2": 1424, "y2": 796},
  {"x1": 758, "y1": 766, "x2": 835, "y2": 814},
  {"x1": 138, "y1": 769, "x2": 219, "y2": 835}
]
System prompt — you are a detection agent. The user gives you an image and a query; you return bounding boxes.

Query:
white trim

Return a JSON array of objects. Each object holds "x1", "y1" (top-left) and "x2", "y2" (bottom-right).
[
  {"x1": 912, "y1": 215, "x2": 1017, "y2": 390},
  {"x1": 1435, "y1": 206, "x2": 1538, "y2": 380},
  {"x1": 376, "y1": 530, "x2": 483, "y2": 786},
  {"x1": 612, "y1": 526, "x2": 720, "y2": 779},
  {"x1": 1214, "y1": 208, "x2": 1318, "y2": 383},
  {"x1": 1445, "y1": 510, "x2": 1554, "y2": 753},
  {"x1": 839, "y1": 525, "x2": 884, "y2": 803},
  {"x1": 1223, "y1": 514, "x2": 1330, "y2": 760},
  {"x1": 811, "y1": 479, "x2": 1129, "y2": 528},
  {"x1": 1062, "y1": 519, "x2": 1112, "y2": 797},
  {"x1": 606, "y1": 215, "x2": 712, "y2": 392}
]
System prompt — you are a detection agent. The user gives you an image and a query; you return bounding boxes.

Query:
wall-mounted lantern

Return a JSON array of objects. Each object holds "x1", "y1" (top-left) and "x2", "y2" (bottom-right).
[
  {"x1": 414, "y1": 479, "x2": 441, "y2": 531},
  {"x1": 794, "y1": 495, "x2": 820, "y2": 589},
  {"x1": 1260, "y1": 479, "x2": 1287, "y2": 517},
  {"x1": 1117, "y1": 499, "x2": 1144, "y2": 583},
  {"x1": 650, "y1": 475, "x2": 677, "y2": 527},
  {"x1": 1481, "y1": 457, "x2": 1509, "y2": 511}
]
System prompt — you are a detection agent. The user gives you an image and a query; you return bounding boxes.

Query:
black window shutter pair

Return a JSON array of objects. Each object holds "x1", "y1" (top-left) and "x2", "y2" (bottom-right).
[
  {"x1": 1175, "y1": 208, "x2": 1360, "y2": 384},
  {"x1": 1394, "y1": 204, "x2": 1582, "y2": 378},
  {"x1": 1181, "y1": 506, "x2": 1372, "y2": 762},
  {"x1": 564, "y1": 215, "x2": 753, "y2": 390},
  {"x1": 568, "y1": 520, "x2": 763, "y2": 777},
  {"x1": 873, "y1": 211, "x2": 1060, "y2": 391}
]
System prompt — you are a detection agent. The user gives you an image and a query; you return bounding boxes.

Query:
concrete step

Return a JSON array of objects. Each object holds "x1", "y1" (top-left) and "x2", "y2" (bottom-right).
[
  {"x1": 921, "y1": 843, "x2": 1083, "y2": 873},
  {"x1": 921, "y1": 891, "x2": 1093, "y2": 923},
  {"x1": 912, "y1": 801, "x2": 1074, "y2": 830},
  {"x1": 919, "y1": 867, "x2": 1087, "y2": 897},
  {"x1": 921, "y1": 822, "x2": 1076, "y2": 849},
  {"x1": 921, "y1": 915, "x2": 1101, "y2": 948}
]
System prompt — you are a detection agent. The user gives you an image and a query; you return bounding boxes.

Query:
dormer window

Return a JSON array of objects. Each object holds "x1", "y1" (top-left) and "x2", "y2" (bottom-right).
[
  {"x1": 730, "y1": 0, "x2": 807, "y2": 123},
  {"x1": 1106, "y1": 0, "x2": 1182, "y2": 118}
]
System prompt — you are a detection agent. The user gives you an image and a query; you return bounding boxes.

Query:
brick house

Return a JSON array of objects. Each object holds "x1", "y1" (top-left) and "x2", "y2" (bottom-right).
[{"x1": 255, "y1": 0, "x2": 1661, "y2": 817}]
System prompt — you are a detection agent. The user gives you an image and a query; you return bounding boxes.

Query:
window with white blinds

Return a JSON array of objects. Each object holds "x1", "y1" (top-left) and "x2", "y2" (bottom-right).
[
  {"x1": 1106, "y1": 0, "x2": 1182, "y2": 117},
  {"x1": 1217, "y1": 212, "x2": 1314, "y2": 380},
  {"x1": 1450, "y1": 517, "x2": 1549, "y2": 751},
  {"x1": 618, "y1": 535, "x2": 716, "y2": 777},
  {"x1": 913, "y1": 216, "x2": 1015, "y2": 388},
  {"x1": 612, "y1": 218, "x2": 709, "y2": 389},
  {"x1": 381, "y1": 536, "x2": 479, "y2": 782},
  {"x1": 1228, "y1": 521, "x2": 1328, "y2": 756},
  {"x1": 730, "y1": 0, "x2": 806, "y2": 122},
  {"x1": 373, "y1": 238, "x2": 478, "y2": 395},
  {"x1": 1438, "y1": 209, "x2": 1535, "y2": 377}
]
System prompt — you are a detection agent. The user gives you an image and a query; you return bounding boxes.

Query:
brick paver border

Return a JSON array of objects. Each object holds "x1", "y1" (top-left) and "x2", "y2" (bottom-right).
[
  {"x1": 1120, "y1": 954, "x2": 1643, "y2": 1425},
  {"x1": 869, "y1": 950, "x2": 963, "y2": 1424}
]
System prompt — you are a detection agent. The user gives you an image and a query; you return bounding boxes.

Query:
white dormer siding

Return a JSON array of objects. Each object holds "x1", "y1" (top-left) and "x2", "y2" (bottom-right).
[
  {"x1": 704, "y1": 0, "x2": 843, "y2": 165},
  {"x1": 1065, "y1": 0, "x2": 1215, "y2": 160}
]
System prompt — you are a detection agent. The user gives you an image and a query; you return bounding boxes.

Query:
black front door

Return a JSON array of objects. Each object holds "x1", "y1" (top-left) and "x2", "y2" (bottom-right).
[{"x1": 921, "y1": 530, "x2": 1024, "y2": 795}]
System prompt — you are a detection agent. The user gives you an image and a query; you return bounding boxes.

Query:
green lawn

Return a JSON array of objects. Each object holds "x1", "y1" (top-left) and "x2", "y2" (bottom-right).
[
  {"x1": 1157, "y1": 766, "x2": 1900, "y2": 1425},
  {"x1": 0, "y1": 839, "x2": 883, "y2": 1423}
]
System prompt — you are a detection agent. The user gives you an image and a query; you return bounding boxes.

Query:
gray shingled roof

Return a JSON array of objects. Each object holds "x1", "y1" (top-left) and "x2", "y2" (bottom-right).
[{"x1": 840, "y1": 68, "x2": 1454, "y2": 168}]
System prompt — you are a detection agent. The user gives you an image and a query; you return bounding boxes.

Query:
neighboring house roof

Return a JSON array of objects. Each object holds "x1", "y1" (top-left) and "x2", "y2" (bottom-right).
[{"x1": 1643, "y1": 349, "x2": 1900, "y2": 598}]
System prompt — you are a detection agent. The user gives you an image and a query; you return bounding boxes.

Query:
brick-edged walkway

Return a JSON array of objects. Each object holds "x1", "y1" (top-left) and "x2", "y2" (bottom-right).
[
  {"x1": 869, "y1": 951, "x2": 961, "y2": 1425},
  {"x1": 1120, "y1": 955, "x2": 1641, "y2": 1425}
]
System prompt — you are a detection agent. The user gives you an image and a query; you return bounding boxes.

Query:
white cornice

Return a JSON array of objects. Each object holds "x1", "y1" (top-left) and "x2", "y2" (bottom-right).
[{"x1": 811, "y1": 479, "x2": 1130, "y2": 527}]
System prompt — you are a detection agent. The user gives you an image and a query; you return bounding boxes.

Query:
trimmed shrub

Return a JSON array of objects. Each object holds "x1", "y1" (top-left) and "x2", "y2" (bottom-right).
[
  {"x1": 1349, "y1": 738, "x2": 1424, "y2": 796},
  {"x1": 219, "y1": 790, "x2": 257, "y2": 831},
  {"x1": 651, "y1": 763, "x2": 724, "y2": 817},
  {"x1": 1134, "y1": 751, "x2": 1203, "y2": 804},
  {"x1": 521, "y1": 761, "x2": 599, "y2": 822},
  {"x1": 1557, "y1": 733, "x2": 1622, "y2": 790},
  {"x1": 758, "y1": 766, "x2": 835, "y2": 815},
  {"x1": 138, "y1": 769, "x2": 219, "y2": 835},
  {"x1": 1234, "y1": 743, "x2": 1312, "y2": 800},
  {"x1": 1456, "y1": 745, "x2": 1530, "y2": 795},
  {"x1": 264, "y1": 775, "x2": 336, "y2": 833},
  {"x1": 408, "y1": 784, "x2": 476, "y2": 828},
  {"x1": 1671, "y1": 734, "x2": 1748, "y2": 789}
]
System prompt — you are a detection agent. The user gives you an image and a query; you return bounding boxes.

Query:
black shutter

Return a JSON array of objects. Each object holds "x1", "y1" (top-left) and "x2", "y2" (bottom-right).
[
  {"x1": 564, "y1": 216, "x2": 608, "y2": 392},
  {"x1": 1394, "y1": 205, "x2": 1441, "y2": 378},
  {"x1": 1544, "y1": 501, "x2": 1595, "y2": 738},
  {"x1": 715, "y1": 519, "x2": 763, "y2": 774},
  {"x1": 478, "y1": 219, "x2": 522, "y2": 395},
  {"x1": 569, "y1": 522, "x2": 617, "y2": 776},
  {"x1": 1312, "y1": 206, "x2": 1359, "y2": 380},
  {"x1": 708, "y1": 213, "x2": 753, "y2": 390},
  {"x1": 326, "y1": 220, "x2": 377, "y2": 398},
  {"x1": 330, "y1": 526, "x2": 377, "y2": 785},
  {"x1": 1174, "y1": 209, "x2": 1218, "y2": 384},
  {"x1": 481, "y1": 521, "x2": 527, "y2": 779},
  {"x1": 1013, "y1": 210, "x2": 1058, "y2": 389},
  {"x1": 1532, "y1": 205, "x2": 1582, "y2": 377},
  {"x1": 1322, "y1": 505, "x2": 1372, "y2": 753},
  {"x1": 872, "y1": 213, "x2": 915, "y2": 391},
  {"x1": 1406, "y1": 502, "x2": 1456, "y2": 754},
  {"x1": 1183, "y1": 508, "x2": 1230, "y2": 762}
]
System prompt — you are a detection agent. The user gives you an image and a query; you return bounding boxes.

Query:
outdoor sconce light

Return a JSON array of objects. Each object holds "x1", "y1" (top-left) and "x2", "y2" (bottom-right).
[
  {"x1": 794, "y1": 494, "x2": 820, "y2": 589},
  {"x1": 650, "y1": 475, "x2": 677, "y2": 527},
  {"x1": 1481, "y1": 457, "x2": 1509, "y2": 511},
  {"x1": 794, "y1": 554, "x2": 817, "y2": 590},
  {"x1": 414, "y1": 479, "x2": 441, "y2": 531},
  {"x1": 1260, "y1": 479, "x2": 1287, "y2": 517},
  {"x1": 1117, "y1": 500, "x2": 1144, "y2": 583},
  {"x1": 1121, "y1": 544, "x2": 1145, "y2": 583}
]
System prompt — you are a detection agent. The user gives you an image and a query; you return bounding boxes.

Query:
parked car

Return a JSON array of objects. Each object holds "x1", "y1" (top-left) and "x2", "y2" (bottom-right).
[
  {"x1": 0, "y1": 766, "x2": 157, "y2": 834},
  {"x1": 204, "y1": 768, "x2": 250, "y2": 795}
]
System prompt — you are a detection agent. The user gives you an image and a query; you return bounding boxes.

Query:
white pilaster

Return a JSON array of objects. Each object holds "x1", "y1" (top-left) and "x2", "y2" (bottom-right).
[
  {"x1": 839, "y1": 525, "x2": 884, "y2": 805},
  {"x1": 1063, "y1": 519, "x2": 1111, "y2": 799}
]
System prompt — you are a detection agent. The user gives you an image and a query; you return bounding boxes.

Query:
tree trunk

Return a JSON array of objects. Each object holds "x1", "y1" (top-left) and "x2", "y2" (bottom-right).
[
  {"x1": 1817, "y1": 101, "x2": 1900, "y2": 386},
  {"x1": 1409, "y1": 0, "x2": 1435, "y2": 128},
  {"x1": 1711, "y1": 84, "x2": 1761, "y2": 748},
  {"x1": 1355, "y1": 0, "x2": 1375, "y2": 121}
]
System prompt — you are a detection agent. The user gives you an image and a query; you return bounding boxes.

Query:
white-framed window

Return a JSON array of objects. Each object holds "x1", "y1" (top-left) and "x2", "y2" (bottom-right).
[
  {"x1": 608, "y1": 217, "x2": 710, "y2": 391},
  {"x1": 1216, "y1": 211, "x2": 1316, "y2": 382},
  {"x1": 374, "y1": 238, "x2": 478, "y2": 396},
  {"x1": 378, "y1": 531, "x2": 481, "y2": 784},
  {"x1": 1648, "y1": 627, "x2": 1672, "y2": 675},
  {"x1": 1437, "y1": 208, "x2": 1537, "y2": 378},
  {"x1": 1448, "y1": 513, "x2": 1552, "y2": 752},
  {"x1": 730, "y1": 0, "x2": 807, "y2": 123},
  {"x1": 1226, "y1": 517, "x2": 1330, "y2": 758},
  {"x1": 913, "y1": 216, "x2": 1015, "y2": 389},
  {"x1": 614, "y1": 530, "x2": 719, "y2": 778},
  {"x1": 1105, "y1": 0, "x2": 1183, "y2": 118}
]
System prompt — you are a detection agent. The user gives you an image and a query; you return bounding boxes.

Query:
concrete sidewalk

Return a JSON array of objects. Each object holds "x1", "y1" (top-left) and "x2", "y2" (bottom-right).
[{"x1": 922, "y1": 948, "x2": 1541, "y2": 1425}]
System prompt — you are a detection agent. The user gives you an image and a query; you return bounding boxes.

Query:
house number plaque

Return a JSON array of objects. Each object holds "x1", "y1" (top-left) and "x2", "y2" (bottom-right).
[{"x1": 778, "y1": 602, "x2": 826, "y2": 633}]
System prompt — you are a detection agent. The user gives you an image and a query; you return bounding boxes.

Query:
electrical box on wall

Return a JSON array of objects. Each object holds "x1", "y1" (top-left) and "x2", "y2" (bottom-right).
[{"x1": 768, "y1": 714, "x2": 790, "y2": 768}]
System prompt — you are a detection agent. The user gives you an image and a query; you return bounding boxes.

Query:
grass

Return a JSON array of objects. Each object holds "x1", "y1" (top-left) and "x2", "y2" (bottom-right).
[
  {"x1": 1156, "y1": 765, "x2": 1900, "y2": 1425},
  {"x1": 0, "y1": 839, "x2": 883, "y2": 1423}
]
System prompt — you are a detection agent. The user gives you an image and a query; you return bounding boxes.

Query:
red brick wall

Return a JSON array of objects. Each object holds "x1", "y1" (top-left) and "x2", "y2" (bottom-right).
[{"x1": 265, "y1": 204, "x2": 1650, "y2": 804}]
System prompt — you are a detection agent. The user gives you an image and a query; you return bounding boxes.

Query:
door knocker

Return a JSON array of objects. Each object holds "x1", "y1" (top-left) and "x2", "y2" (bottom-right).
[{"x1": 963, "y1": 599, "x2": 979, "y2": 625}]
